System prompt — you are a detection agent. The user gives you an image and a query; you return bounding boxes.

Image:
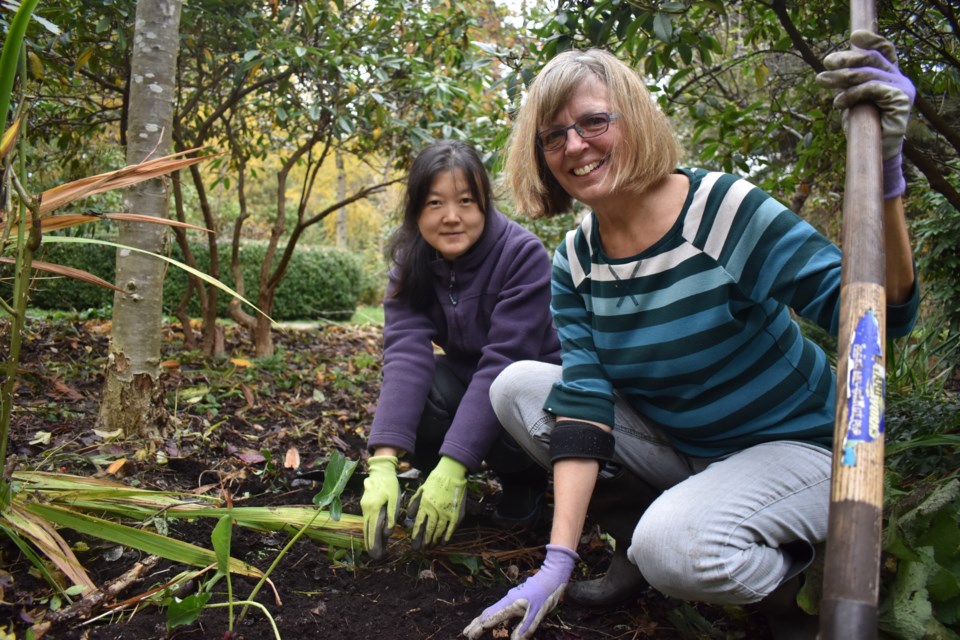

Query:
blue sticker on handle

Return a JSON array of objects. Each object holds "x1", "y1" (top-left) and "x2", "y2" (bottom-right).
[{"x1": 841, "y1": 310, "x2": 885, "y2": 467}]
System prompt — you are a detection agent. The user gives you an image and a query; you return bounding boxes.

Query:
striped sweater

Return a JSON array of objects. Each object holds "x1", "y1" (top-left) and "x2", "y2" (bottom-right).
[{"x1": 544, "y1": 168, "x2": 919, "y2": 458}]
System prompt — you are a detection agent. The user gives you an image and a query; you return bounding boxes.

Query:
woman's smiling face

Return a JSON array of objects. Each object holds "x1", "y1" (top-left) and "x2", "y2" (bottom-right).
[
  {"x1": 417, "y1": 168, "x2": 486, "y2": 261},
  {"x1": 541, "y1": 77, "x2": 619, "y2": 209}
]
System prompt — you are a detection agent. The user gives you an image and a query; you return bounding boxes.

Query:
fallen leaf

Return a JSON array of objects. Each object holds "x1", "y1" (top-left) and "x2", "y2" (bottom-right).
[
  {"x1": 30, "y1": 431, "x2": 52, "y2": 445},
  {"x1": 235, "y1": 450, "x2": 266, "y2": 465},
  {"x1": 241, "y1": 383, "x2": 255, "y2": 407},
  {"x1": 50, "y1": 378, "x2": 84, "y2": 401},
  {"x1": 160, "y1": 360, "x2": 181, "y2": 369},
  {"x1": 230, "y1": 358, "x2": 252, "y2": 368},
  {"x1": 284, "y1": 447, "x2": 301, "y2": 470},
  {"x1": 106, "y1": 458, "x2": 128, "y2": 476}
]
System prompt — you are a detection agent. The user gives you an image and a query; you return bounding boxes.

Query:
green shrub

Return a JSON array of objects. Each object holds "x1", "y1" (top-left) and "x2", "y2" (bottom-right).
[
  {"x1": 29, "y1": 241, "x2": 116, "y2": 311},
  {"x1": 914, "y1": 183, "x2": 960, "y2": 335},
  {"x1": 355, "y1": 246, "x2": 387, "y2": 306},
  {"x1": 27, "y1": 241, "x2": 361, "y2": 321}
]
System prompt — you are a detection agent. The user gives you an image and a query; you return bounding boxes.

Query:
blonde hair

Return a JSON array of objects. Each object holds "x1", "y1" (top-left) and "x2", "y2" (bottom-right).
[{"x1": 506, "y1": 48, "x2": 680, "y2": 217}]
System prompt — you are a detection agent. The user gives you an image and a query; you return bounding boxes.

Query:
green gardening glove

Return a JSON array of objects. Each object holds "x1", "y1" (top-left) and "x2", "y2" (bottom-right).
[
  {"x1": 360, "y1": 455, "x2": 400, "y2": 560},
  {"x1": 406, "y1": 456, "x2": 468, "y2": 549}
]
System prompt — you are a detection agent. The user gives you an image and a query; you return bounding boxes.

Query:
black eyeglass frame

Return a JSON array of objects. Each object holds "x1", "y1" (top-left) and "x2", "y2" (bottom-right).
[{"x1": 536, "y1": 112, "x2": 621, "y2": 152}]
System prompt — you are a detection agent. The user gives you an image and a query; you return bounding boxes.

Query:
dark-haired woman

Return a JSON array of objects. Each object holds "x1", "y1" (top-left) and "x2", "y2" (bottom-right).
[{"x1": 360, "y1": 140, "x2": 561, "y2": 560}]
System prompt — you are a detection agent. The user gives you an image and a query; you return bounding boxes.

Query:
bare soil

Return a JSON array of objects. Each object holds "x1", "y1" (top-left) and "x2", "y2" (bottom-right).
[{"x1": 1, "y1": 318, "x2": 770, "y2": 639}]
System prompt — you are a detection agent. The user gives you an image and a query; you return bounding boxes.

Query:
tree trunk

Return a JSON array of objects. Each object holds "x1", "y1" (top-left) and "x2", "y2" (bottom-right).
[{"x1": 99, "y1": 0, "x2": 183, "y2": 439}]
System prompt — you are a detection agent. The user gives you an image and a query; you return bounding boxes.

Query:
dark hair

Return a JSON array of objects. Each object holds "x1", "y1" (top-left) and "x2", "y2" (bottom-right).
[{"x1": 385, "y1": 140, "x2": 494, "y2": 311}]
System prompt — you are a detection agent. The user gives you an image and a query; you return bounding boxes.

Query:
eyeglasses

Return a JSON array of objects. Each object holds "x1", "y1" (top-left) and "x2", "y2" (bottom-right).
[{"x1": 536, "y1": 112, "x2": 621, "y2": 152}]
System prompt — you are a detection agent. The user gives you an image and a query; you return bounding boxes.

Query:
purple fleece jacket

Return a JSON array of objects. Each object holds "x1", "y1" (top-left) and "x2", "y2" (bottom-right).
[{"x1": 368, "y1": 209, "x2": 561, "y2": 471}]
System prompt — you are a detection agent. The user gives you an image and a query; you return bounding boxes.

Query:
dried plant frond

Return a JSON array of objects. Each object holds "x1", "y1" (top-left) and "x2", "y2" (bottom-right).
[
  {"x1": 0, "y1": 257, "x2": 122, "y2": 292},
  {"x1": 38, "y1": 148, "x2": 215, "y2": 215},
  {"x1": 28, "y1": 212, "x2": 212, "y2": 235},
  {"x1": 3, "y1": 503, "x2": 97, "y2": 593}
]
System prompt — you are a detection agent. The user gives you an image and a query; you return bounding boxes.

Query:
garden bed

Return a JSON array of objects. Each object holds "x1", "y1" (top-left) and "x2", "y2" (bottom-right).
[{"x1": 2, "y1": 317, "x2": 769, "y2": 639}]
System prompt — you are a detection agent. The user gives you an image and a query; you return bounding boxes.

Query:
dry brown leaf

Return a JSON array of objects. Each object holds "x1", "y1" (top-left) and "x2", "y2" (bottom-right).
[
  {"x1": 284, "y1": 447, "x2": 301, "y2": 470},
  {"x1": 38, "y1": 148, "x2": 215, "y2": 215},
  {"x1": 50, "y1": 379, "x2": 84, "y2": 401},
  {"x1": 106, "y1": 458, "x2": 128, "y2": 476},
  {"x1": 241, "y1": 383, "x2": 255, "y2": 408},
  {"x1": 160, "y1": 360, "x2": 181, "y2": 369},
  {"x1": 0, "y1": 257, "x2": 122, "y2": 292},
  {"x1": 31, "y1": 212, "x2": 213, "y2": 235},
  {"x1": 102, "y1": 213, "x2": 211, "y2": 233}
]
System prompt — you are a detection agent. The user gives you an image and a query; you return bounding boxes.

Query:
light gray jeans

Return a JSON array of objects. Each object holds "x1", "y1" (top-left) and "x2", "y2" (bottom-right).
[{"x1": 490, "y1": 361, "x2": 832, "y2": 605}]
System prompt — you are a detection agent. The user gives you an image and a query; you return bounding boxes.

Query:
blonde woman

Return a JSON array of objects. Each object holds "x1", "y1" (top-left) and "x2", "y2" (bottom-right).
[{"x1": 465, "y1": 32, "x2": 918, "y2": 640}]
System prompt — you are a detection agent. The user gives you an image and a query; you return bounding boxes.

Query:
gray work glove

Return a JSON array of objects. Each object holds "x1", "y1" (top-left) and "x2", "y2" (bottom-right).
[{"x1": 817, "y1": 30, "x2": 915, "y2": 199}]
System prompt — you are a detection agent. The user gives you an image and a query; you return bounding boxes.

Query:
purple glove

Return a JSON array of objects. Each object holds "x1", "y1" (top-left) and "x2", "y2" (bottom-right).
[
  {"x1": 816, "y1": 30, "x2": 915, "y2": 199},
  {"x1": 462, "y1": 545, "x2": 578, "y2": 640}
]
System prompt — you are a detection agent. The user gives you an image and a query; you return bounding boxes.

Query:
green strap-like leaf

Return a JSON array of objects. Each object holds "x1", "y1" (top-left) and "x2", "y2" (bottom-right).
[
  {"x1": 0, "y1": 0, "x2": 40, "y2": 139},
  {"x1": 25, "y1": 503, "x2": 263, "y2": 578}
]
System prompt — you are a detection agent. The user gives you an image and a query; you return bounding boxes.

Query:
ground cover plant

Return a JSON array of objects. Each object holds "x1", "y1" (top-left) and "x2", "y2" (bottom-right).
[{"x1": 0, "y1": 316, "x2": 956, "y2": 640}]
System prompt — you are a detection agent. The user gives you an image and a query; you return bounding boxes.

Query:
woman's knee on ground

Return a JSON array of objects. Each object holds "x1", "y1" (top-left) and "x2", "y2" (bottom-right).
[
  {"x1": 628, "y1": 499, "x2": 706, "y2": 597},
  {"x1": 627, "y1": 499, "x2": 786, "y2": 605},
  {"x1": 628, "y1": 498, "x2": 766, "y2": 604}
]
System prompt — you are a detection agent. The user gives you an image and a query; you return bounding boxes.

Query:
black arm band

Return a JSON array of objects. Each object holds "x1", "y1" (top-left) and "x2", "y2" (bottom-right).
[{"x1": 549, "y1": 420, "x2": 615, "y2": 463}]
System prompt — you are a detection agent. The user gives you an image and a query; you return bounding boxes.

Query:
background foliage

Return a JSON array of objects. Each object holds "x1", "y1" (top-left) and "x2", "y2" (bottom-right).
[{"x1": 24, "y1": 241, "x2": 362, "y2": 321}]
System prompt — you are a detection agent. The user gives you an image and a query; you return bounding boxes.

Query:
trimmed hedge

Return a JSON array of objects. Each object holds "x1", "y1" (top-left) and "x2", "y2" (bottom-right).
[{"x1": 27, "y1": 241, "x2": 363, "y2": 321}]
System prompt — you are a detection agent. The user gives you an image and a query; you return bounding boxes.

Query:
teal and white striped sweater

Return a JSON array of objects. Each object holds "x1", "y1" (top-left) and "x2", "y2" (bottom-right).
[{"x1": 544, "y1": 168, "x2": 919, "y2": 458}]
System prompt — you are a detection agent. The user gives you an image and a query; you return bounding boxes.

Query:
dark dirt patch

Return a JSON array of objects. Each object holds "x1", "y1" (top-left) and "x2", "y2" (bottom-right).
[{"x1": 1, "y1": 318, "x2": 770, "y2": 639}]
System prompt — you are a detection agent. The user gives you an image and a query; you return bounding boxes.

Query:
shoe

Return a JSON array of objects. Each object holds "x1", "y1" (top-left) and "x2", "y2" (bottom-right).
[
  {"x1": 566, "y1": 467, "x2": 660, "y2": 608},
  {"x1": 490, "y1": 465, "x2": 548, "y2": 529},
  {"x1": 755, "y1": 575, "x2": 820, "y2": 640}
]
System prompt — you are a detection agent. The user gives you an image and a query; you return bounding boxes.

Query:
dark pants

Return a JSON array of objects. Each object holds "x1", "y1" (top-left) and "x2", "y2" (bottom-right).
[{"x1": 409, "y1": 357, "x2": 538, "y2": 478}]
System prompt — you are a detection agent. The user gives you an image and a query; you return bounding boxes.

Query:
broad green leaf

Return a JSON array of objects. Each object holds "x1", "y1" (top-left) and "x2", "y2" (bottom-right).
[
  {"x1": 886, "y1": 434, "x2": 960, "y2": 457},
  {"x1": 652, "y1": 13, "x2": 673, "y2": 43},
  {"x1": 166, "y1": 592, "x2": 211, "y2": 631},
  {"x1": 311, "y1": 451, "x2": 358, "y2": 515},
  {"x1": 448, "y1": 554, "x2": 480, "y2": 574},
  {"x1": 211, "y1": 515, "x2": 233, "y2": 576}
]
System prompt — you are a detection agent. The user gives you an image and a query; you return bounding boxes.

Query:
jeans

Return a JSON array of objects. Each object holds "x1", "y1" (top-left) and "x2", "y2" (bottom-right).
[{"x1": 489, "y1": 360, "x2": 831, "y2": 605}]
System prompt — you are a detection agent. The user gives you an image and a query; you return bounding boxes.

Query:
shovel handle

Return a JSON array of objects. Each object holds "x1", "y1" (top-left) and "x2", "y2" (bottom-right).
[{"x1": 820, "y1": 1, "x2": 887, "y2": 639}]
